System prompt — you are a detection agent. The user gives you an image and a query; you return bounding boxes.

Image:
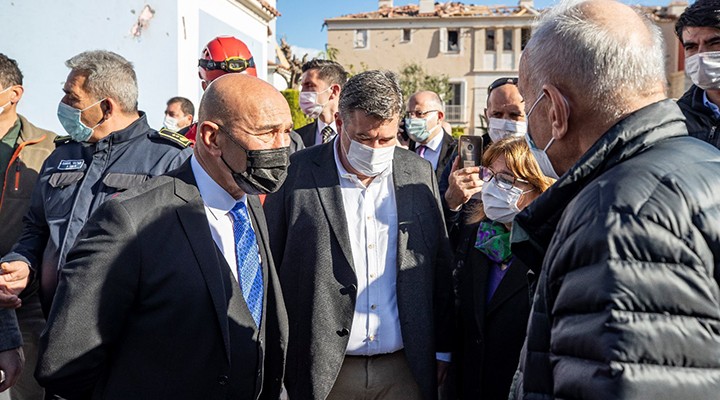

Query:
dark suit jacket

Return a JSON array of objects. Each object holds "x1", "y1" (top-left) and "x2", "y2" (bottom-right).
[
  {"x1": 409, "y1": 129, "x2": 457, "y2": 183},
  {"x1": 454, "y1": 221, "x2": 531, "y2": 400},
  {"x1": 264, "y1": 141, "x2": 454, "y2": 400},
  {"x1": 36, "y1": 160, "x2": 288, "y2": 400},
  {"x1": 294, "y1": 120, "x2": 318, "y2": 148}
]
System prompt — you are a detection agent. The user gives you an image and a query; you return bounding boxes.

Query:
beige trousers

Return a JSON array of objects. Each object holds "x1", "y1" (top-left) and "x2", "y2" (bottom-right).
[{"x1": 326, "y1": 350, "x2": 424, "y2": 400}]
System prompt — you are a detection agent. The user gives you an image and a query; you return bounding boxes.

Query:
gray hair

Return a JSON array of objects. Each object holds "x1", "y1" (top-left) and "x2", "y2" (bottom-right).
[
  {"x1": 0, "y1": 54, "x2": 22, "y2": 88},
  {"x1": 524, "y1": 0, "x2": 666, "y2": 119},
  {"x1": 66, "y1": 50, "x2": 139, "y2": 113},
  {"x1": 339, "y1": 70, "x2": 403, "y2": 122}
]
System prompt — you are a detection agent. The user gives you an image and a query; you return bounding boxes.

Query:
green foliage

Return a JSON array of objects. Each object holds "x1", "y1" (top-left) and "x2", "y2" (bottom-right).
[
  {"x1": 281, "y1": 89, "x2": 312, "y2": 130},
  {"x1": 398, "y1": 63, "x2": 453, "y2": 103},
  {"x1": 319, "y1": 46, "x2": 339, "y2": 61},
  {"x1": 345, "y1": 61, "x2": 369, "y2": 78},
  {"x1": 451, "y1": 126, "x2": 466, "y2": 139}
]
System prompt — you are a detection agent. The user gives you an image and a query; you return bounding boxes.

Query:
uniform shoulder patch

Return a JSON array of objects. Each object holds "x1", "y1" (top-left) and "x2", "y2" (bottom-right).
[
  {"x1": 54, "y1": 136, "x2": 73, "y2": 145},
  {"x1": 153, "y1": 128, "x2": 191, "y2": 148}
]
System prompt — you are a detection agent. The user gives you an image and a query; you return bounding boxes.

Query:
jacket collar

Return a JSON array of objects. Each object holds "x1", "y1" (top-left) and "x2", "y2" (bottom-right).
[
  {"x1": 512, "y1": 99, "x2": 688, "y2": 270},
  {"x1": 95, "y1": 111, "x2": 151, "y2": 147},
  {"x1": 679, "y1": 85, "x2": 719, "y2": 122}
]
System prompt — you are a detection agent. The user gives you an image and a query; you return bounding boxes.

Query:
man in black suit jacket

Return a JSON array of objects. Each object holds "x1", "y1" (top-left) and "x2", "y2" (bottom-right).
[
  {"x1": 266, "y1": 71, "x2": 453, "y2": 400},
  {"x1": 406, "y1": 91, "x2": 457, "y2": 183},
  {"x1": 35, "y1": 74, "x2": 290, "y2": 400},
  {"x1": 294, "y1": 59, "x2": 348, "y2": 147}
]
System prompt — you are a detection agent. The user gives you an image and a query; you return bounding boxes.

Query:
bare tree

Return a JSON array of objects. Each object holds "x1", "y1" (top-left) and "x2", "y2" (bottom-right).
[{"x1": 279, "y1": 38, "x2": 308, "y2": 89}]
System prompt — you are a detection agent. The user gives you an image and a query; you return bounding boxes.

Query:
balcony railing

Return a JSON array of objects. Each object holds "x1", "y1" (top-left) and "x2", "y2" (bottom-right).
[{"x1": 445, "y1": 104, "x2": 463, "y2": 122}]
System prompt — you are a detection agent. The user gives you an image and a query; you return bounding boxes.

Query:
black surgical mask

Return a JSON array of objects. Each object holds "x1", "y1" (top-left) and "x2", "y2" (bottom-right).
[{"x1": 216, "y1": 124, "x2": 290, "y2": 195}]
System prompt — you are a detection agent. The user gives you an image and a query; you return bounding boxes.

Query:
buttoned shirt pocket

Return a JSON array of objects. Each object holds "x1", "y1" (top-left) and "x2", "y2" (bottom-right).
[
  {"x1": 102, "y1": 173, "x2": 149, "y2": 192},
  {"x1": 46, "y1": 171, "x2": 84, "y2": 219}
]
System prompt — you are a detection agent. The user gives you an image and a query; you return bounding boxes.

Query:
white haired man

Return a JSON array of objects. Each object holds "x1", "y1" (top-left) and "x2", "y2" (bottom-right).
[{"x1": 510, "y1": 0, "x2": 720, "y2": 398}]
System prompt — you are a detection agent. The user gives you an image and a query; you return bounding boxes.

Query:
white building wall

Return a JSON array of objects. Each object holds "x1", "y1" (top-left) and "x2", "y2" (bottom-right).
[{"x1": 3, "y1": 0, "x2": 273, "y2": 134}]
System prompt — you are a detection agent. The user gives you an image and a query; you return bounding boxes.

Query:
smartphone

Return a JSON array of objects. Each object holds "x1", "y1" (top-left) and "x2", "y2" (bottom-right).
[
  {"x1": 459, "y1": 135, "x2": 483, "y2": 168},
  {"x1": 398, "y1": 120, "x2": 409, "y2": 142}
]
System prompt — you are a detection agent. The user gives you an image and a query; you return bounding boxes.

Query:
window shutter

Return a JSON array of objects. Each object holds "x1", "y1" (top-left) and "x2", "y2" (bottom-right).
[{"x1": 440, "y1": 28, "x2": 448, "y2": 53}]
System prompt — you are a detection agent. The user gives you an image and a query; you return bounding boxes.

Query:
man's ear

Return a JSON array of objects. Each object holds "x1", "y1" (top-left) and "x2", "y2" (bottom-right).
[
  {"x1": 198, "y1": 121, "x2": 221, "y2": 155},
  {"x1": 100, "y1": 98, "x2": 118, "y2": 120},
  {"x1": 544, "y1": 84, "x2": 570, "y2": 141},
  {"x1": 8, "y1": 85, "x2": 23, "y2": 105},
  {"x1": 329, "y1": 84, "x2": 341, "y2": 100},
  {"x1": 335, "y1": 112, "x2": 343, "y2": 135},
  {"x1": 437, "y1": 110, "x2": 445, "y2": 122}
]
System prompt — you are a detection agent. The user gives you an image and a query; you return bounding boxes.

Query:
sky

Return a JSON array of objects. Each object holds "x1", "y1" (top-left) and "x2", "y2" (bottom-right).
[{"x1": 276, "y1": 0, "x2": 672, "y2": 55}]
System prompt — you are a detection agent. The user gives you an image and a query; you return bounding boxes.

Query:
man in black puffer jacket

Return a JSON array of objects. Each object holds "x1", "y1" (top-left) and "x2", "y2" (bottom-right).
[
  {"x1": 509, "y1": 1, "x2": 720, "y2": 399},
  {"x1": 674, "y1": 0, "x2": 720, "y2": 147}
]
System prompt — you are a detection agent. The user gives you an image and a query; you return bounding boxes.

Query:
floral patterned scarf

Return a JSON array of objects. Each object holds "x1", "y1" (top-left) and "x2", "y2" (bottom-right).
[{"x1": 474, "y1": 220, "x2": 513, "y2": 264}]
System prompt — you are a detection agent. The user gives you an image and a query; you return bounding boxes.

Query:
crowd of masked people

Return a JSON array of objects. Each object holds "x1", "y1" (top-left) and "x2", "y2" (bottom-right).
[{"x1": 1, "y1": 0, "x2": 720, "y2": 399}]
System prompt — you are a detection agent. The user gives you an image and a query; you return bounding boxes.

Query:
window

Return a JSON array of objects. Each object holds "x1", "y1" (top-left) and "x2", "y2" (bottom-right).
[
  {"x1": 354, "y1": 29, "x2": 368, "y2": 48},
  {"x1": 503, "y1": 28, "x2": 513, "y2": 51},
  {"x1": 402, "y1": 28, "x2": 411, "y2": 42},
  {"x1": 486, "y1": 29, "x2": 496, "y2": 51},
  {"x1": 521, "y1": 28, "x2": 531, "y2": 50},
  {"x1": 445, "y1": 82, "x2": 463, "y2": 122},
  {"x1": 447, "y1": 29, "x2": 459, "y2": 52}
]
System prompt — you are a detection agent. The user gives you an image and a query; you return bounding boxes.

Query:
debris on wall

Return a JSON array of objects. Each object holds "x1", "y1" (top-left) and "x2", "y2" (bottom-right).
[{"x1": 130, "y1": 4, "x2": 156, "y2": 40}]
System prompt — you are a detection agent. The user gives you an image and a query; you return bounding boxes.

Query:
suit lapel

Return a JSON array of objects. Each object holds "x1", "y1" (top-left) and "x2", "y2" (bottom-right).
[
  {"x1": 310, "y1": 141, "x2": 355, "y2": 271},
  {"x1": 393, "y1": 149, "x2": 415, "y2": 272},
  {"x1": 468, "y1": 247, "x2": 490, "y2": 334},
  {"x1": 172, "y1": 161, "x2": 233, "y2": 362},
  {"x1": 486, "y1": 257, "x2": 529, "y2": 315}
]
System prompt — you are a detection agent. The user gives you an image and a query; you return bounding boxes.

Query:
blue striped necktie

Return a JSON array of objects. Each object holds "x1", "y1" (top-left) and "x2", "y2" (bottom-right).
[{"x1": 229, "y1": 201, "x2": 263, "y2": 327}]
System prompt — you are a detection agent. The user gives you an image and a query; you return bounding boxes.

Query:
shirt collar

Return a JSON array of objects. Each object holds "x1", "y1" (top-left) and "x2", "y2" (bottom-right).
[
  {"x1": 332, "y1": 137, "x2": 393, "y2": 184},
  {"x1": 190, "y1": 155, "x2": 246, "y2": 220},
  {"x1": 703, "y1": 91, "x2": 720, "y2": 119},
  {"x1": 318, "y1": 119, "x2": 337, "y2": 133},
  {"x1": 423, "y1": 128, "x2": 444, "y2": 152}
]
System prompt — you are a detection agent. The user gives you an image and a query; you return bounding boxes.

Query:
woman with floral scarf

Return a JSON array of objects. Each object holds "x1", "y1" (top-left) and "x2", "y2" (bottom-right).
[{"x1": 450, "y1": 136, "x2": 554, "y2": 400}]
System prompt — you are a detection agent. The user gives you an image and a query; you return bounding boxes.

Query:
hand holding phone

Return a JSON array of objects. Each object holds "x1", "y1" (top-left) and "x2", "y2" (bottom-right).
[{"x1": 459, "y1": 135, "x2": 483, "y2": 168}]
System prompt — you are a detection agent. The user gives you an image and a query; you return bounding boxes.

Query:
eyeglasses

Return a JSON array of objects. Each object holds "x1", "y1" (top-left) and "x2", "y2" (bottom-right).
[
  {"x1": 405, "y1": 110, "x2": 439, "y2": 119},
  {"x1": 487, "y1": 77, "x2": 519, "y2": 95},
  {"x1": 480, "y1": 166, "x2": 529, "y2": 190},
  {"x1": 198, "y1": 56, "x2": 255, "y2": 73}
]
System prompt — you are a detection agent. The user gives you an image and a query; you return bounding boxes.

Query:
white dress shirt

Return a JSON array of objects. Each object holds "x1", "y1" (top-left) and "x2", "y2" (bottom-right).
[
  {"x1": 190, "y1": 155, "x2": 261, "y2": 282},
  {"x1": 416, "y1": 128, "x2": 444, "y2": 171},
  {"x1": 315, "y1": 119, "x2": 337, "y2": 145},
  {"x1": 333, "y1": 142, "x2": 402, "y2": 356}
]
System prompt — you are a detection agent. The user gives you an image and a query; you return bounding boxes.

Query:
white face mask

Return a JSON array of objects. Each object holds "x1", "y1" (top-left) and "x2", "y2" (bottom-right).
[
  {"x1": 163, "y1": 115, "x2": 179, "y2": 131},
  {"x1": 524, "y1": 92, "x2": 559, "y2": 179},
  {"x1": 0, "y1": 86, "x2": 13, "y2": 115},
  {"x1": 685, "y1": 51, "x2": 720, "y2": 90},
  {"x1": 488, "y1": 118, "x2": 527, "y2": 143},
  {"x1": 300, "y1": 87, "x2": 331, "y2": 119},
  {"x1": 481, "y1": 178, "x2": 525, "y2": 224},
  {"x1": 342, "y1": 135, "x2": 395, "y2": 177}
]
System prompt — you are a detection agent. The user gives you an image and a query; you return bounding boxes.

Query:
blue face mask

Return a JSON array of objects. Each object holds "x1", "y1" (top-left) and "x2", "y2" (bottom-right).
[
  {"x1": 57, "y1": 98, "x2": 105, "y2": 142},
  {"x1": 404, "y1": 113, "x2": 439, "y2": 143}
]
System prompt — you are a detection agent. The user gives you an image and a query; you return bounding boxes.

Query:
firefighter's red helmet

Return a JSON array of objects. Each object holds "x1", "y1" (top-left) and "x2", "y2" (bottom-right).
[{"x1": 198, "y1": 36, "x2": 257, "y2": 84}]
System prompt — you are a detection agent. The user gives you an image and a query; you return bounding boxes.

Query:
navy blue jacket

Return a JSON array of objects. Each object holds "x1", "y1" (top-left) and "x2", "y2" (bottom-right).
[{"x1": 2, "y1": 113, "x2": 192, "y2": 313}]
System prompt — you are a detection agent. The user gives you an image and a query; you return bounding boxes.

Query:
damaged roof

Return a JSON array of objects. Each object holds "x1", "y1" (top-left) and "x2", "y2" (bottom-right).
[
  {"x1": 328, "y1": 2, "x2": 539, "y2": 20},
  {"x1": 327, "y1": 1, "x2": 686, "y2": 21}
]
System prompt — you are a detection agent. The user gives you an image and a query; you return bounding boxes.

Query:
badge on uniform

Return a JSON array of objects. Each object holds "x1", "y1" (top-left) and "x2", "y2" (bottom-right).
[{"x1": 58, "y1": 160, "x2": 85, "y2": 171}]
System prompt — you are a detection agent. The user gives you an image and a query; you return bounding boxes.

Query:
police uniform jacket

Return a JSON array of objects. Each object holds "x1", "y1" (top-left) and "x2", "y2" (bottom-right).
[{"x1": 2, "y1": 113, "x2": 192, "y2": 314}]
